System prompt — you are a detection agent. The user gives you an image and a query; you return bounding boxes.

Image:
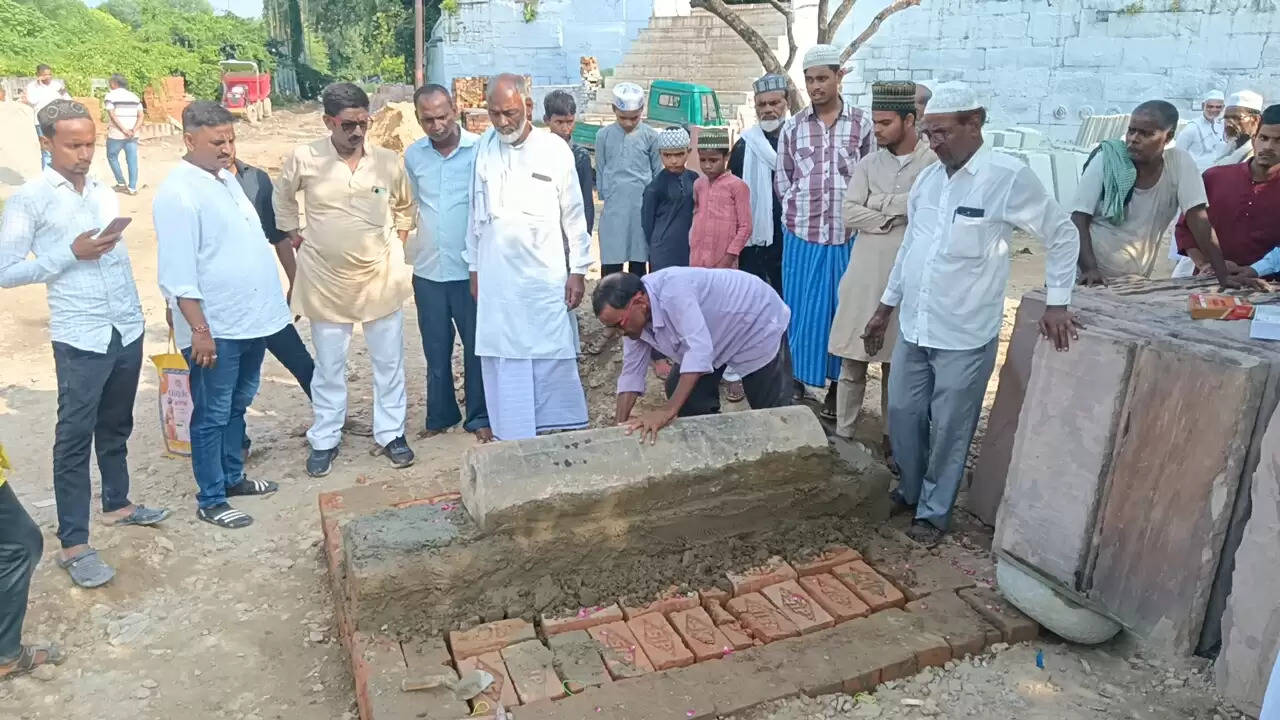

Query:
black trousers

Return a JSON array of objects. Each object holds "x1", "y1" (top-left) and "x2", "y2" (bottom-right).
[
  {"x1": 738, "y1": 242, "x2": 783, "y2": 296},
  {"x1": 265, "y1": 323, "x2": 314, "y2": 398},
  {"x1": 51, "y1": 331, "x2": 141, "y2": 549},
  {"x1": 0, "y1": 482, "x2": 43, "y2": 662},
  {"x1": 601, "y1": 262, "x2": 648, "y2": 277},
  {"x1": 664, "y1": 336, "x2": 793, "y2": 417}
]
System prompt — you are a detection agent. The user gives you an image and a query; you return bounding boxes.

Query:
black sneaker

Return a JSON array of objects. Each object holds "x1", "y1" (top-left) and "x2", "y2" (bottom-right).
[
  {"x1": 197, "y1": 503, "x2": 253, "y2": 529},
  {"x1": 372, "y1": 436, "x2": 415, "y2": 468},
  {"x1": 227, "y1": 476, "x2": 278, "y2": 497},
  {"x1": 905, "y1": 519, "x2": 945, "y2": 547},
  {"x1": 307, "y1": 446, "x2": 339, "y2": 477}
]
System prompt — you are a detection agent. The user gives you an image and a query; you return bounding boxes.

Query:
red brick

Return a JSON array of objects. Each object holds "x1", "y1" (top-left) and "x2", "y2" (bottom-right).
[
  {"x1": 727, "y1": 556, "x2": 798, "y2": 596},
  {"x1": 540, "y1": 603, "x2": 624, "y2": 636},
  {"x1": 833, "y1": 561, "x2": 906, "y2": 612},
  {"x1": 719, "y1": 621, "x2": 754, "y2": 650},
  {"x1": 699, "y1": 587, "x2": 731, "y2": 606},
  {"x1": 705, "y1": 599, "x2": 737, "y2": 626},
  {"x1": 798, "y1": 573, "x2": 871, "y2": 623},
  {"x1": 449, "y1": 619, "x2": 536, "y2": 661},
  {"x1": 621, "y1": 587, "x2": 700, "y2": 620},
  {"x1": 791, "y1": 544, "x2": 863, "y2": 577},
  {"x1": 727, "y1": 592, "x2": 800, "y2": 643},
  {"x1": 958, "y1": 587, "x2": 1040, "y2": 644},
  {"x1": 669, "y1": 607, "x2": 734, "y2": 662},
  {"x1": 588, "y1": 621, "x2": 655, "y2": 679},
  {"x1": 627, "y1": 613, "x2": 695, "y2": 670},
  {"x1": 760, "y1": 580, "x2": 835, "y2": 634},
  {"x1": 500, "y1": 639, "x2": 564, "y2": 705},
  {"x1": 456, "y1": 650, "x2": 519, "y2": 710},
  {"x1": 905, "y1": 593, "x2": 1000, "y2": 660}
]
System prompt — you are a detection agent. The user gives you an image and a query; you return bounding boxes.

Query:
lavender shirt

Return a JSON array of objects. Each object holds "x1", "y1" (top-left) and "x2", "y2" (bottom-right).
[{"x1": 617, "y1": 267, "x2": 791, "y2": 395}]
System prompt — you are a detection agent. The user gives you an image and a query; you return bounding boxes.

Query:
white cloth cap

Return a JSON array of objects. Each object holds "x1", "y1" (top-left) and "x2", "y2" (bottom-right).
[
  {"x1": 612, "y1": 82, "x2": 645, "y2": 112},
  {"x1": 1227, "y1": 90, "x2": 1264, "y2": 112},
  {"x1": 656, "y1": 127, "x2": 690, "y2": 151},
  {"x1": 802, "y1": 44, "x2": 842, "y2": 70},
  {"x1": 1204, "y1": 90, "x2": 1225, "y2": 102},
  {"x1": 924, "y1": 81, "x2": 982, "y2": 114}
]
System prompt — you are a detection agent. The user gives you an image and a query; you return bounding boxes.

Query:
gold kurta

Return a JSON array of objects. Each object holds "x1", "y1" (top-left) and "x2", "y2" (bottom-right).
[
  {"x1": 829, "y1": 143, "x2": 937, "y2": 363},
  {"x1": 273, "y1": 137, "x2": 416, "y2": 323}
]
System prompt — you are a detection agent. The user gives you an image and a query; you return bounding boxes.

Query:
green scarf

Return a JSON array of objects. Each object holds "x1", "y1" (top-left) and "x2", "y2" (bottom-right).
[{"x1": 1096, "y1": 139, "x2": 1137, "y2": 225}]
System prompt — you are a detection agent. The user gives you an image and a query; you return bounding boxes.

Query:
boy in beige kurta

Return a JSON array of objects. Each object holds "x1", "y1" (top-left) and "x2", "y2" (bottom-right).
[
  {"x1": 273, "y1": 83, "x2": 416, "y2": 476},
  {"x1": 829, "y1": 82, "x2": 936, "y2": 451}
]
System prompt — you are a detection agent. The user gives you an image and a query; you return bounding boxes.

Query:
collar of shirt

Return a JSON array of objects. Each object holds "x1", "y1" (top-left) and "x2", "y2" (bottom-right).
[
  {"x1": 41, "y1": 165, "x2": 101, "y2": 196},
  {"x1": 421, "y1": 126, "x2": 479, "y2": 159},
  {"x1": 796, "y1": 98, "x2": 858, "y2": 127}
]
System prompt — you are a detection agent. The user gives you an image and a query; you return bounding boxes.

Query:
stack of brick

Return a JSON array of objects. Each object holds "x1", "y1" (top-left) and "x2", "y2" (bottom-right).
[{"x1": 143, "y1": 76, "x2": 190, "y2": 125}]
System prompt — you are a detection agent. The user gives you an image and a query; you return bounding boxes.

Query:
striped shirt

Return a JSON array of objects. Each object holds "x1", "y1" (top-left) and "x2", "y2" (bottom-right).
[{"x1": 774, "y1": 100, "x2": 874, "y2": 245}]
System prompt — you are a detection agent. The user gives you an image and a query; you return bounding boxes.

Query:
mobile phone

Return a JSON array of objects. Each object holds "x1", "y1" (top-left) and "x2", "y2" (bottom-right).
[{"x1": 97, "y1": 217, "x2": 132, "y2": 238}]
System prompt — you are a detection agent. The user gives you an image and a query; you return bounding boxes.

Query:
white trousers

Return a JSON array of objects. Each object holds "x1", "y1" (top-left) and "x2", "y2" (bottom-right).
[
  {"x1": 481, "y1": 356, "x2": 588, "y2": 441},
  {"x1": 308, "y1": 309, "x2": 407, "y2": 450}
]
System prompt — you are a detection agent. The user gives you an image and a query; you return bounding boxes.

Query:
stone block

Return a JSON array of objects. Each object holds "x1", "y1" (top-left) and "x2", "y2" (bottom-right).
[
  {"x1": 501, "y1": 639, "x2": 565, "y2": 705},
  {"x1": 588, "y1": 621, "x2": 655, "y2": 679},
  {"x1": 727, "y1": 592, "x2": 800, "y2": 643},
  {"x1": 906, "y1": 592, "x2": 1002, "y2": 659},
  {"x1": 727, "y1": 556, "x2": 798, "y2": 595},
  {"x1": 669, "y1": 607, "x2": 733, "y2": 662},
  {"x1": 797, "y1": 573, "x2": 871, "y2": 623},
  {"x1": 718, "y1": 621, "x2": 754, "y2": 650},
  {"x1": 547, "y1": 630, "x2": 611, "y2": 693},
  {"x1": 760, "y1": 580, "x2": 835, "y2": 634},
  {"x1": 985, "y1": 46, "x2": 1056, "y2": 69},
  {"x1": 833, "y1": 561, "x2": 907, "y2": 611},
  {"x1": 1121, "y1": 38, "x2": 1191, "y2": 73},
  {"x1": 627, "y1": 613, "x2": 695, "y2": 670},
  {"x1": 1027, "y1": 11, "x2": 1064, "y2": 45},
  {"x1": 1063, "y1": 37, "x2": 1121, "y2": 66},
  {"x1": 857, "y1": 552, "x2": 973, "y2": 603},
  {"x1": 791, "y1": 545, "x2": 861, "y2": 577},
  {"x1": 449, "y1": 618, "x2": 536, "y2": 661},
  {"x1": 460, "y1": 407, "x2": 839, "y2": 532},
  {"x1": 1106, "y1": 11, "x2": 1201, "y2": 37},
  {"x1": 958, "y1": 586, "x2": 1040, "y2": 644},
  {"x1": 541, "y1": 603, "x2": 624, "y2": 636},
  {"x1": 1103, "y1": 73, "x2": 1173, "y2": 104},
  {"x1": 994, "y1": 332, "x2": 1136, "y2": 589},
  {"x1": 456, "y1": 651, "x2": 519, "y2": 710},
  {"x1": 1206, "y1": 34, "x2": 1268, "y2": 69}
]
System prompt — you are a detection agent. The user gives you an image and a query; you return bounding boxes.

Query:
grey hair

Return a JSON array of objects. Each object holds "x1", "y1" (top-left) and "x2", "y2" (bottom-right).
[
  {"x1": 486, "y1": 73, "x2": 529, "y2": 103},
  {"x1": 38, "y1": 99, "x2": 92, "y2": 137},
  {"x1": 182, "y1": 100, "x2": 236, "y2": 131}
]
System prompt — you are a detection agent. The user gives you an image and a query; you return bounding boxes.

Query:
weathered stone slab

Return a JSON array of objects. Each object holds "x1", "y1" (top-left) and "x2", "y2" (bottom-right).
[
  {"x1": 1088, "y1": 343, "x2": 1269, "y2": 654},
  {"x1": 994, "y1": 330, "x2": 1135, "y2": 589},
  {"x1": 547, "y1": 630, "x2": 611, "y2": 692},
  {"x1": 1217, "y1": 403, "x2": 1280, "y2": 717},
  {"x1": 501, "y1": 639, "x2": 565, "y2": 704}
]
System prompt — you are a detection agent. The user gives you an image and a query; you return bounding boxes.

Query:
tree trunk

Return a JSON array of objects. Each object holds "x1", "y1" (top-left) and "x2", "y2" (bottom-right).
[
  {"x1": 839, "y1": 0, "x2": 921, "y2": 63},
  {"x1": 825, "y1": 0, "x2": 857, "y2": 43},
  {"x1": 691, "y1": 0, "x2": 805, "y2": 112}
]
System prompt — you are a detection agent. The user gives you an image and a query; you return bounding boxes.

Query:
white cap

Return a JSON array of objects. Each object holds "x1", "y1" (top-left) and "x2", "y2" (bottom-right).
[
  {"x1": 1227, "y1": 90, "x2": 1264, "y2": 112},
  {"x1": 924, "y1": 81, "x2": 982, "y2": 114},
  {"x1": 802, "y1": 44, "x2": 842, "y2": 71},
  {"x1": 1204, "y1": 90, "x2": 1225, "y2": 102},
  {"x1": 612, "y1": 82, "x2": 645, "y2": 112}
]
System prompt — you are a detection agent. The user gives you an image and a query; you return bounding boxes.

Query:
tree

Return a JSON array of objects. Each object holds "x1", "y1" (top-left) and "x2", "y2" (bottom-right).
[{"x1": 690, "y1": 0, "x2": 921, "y2": 111}]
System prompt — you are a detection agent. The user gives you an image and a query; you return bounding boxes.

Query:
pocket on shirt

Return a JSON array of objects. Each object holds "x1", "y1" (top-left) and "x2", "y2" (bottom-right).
[
  {"x1": 946, "y1": 217, "x2": 996, "y2": 259},
  {"x1": 521, "y1": 174, "x2": 559, "y2": 218}
]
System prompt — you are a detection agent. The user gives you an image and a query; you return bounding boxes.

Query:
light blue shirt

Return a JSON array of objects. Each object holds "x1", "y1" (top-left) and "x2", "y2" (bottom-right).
[
  {"x1": 404, "y1": 128, "x2": 478, "y2": 282},
  {"x1": 1252, "y1": 247, "x2": 1280, "y2": 278}
]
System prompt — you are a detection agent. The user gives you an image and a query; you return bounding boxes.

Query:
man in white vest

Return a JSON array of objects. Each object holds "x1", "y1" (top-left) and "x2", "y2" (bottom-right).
[{"x1": 729, "y1": 74, "x2": 789, "y2": 295}]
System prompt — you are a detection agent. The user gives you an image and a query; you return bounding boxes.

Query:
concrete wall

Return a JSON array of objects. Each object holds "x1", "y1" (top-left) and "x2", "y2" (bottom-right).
[
  {"x1": 428, "y1": 0, "x2": 655, "y2": 87},
  {"x1": 836, "y1": 0, "x2": 1280, "y2": 141}
]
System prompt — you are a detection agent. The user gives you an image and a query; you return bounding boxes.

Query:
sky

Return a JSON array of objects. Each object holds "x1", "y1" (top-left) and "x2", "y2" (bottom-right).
[{"x1": 82, "y1": 0, "x2": 263, "y2": 19}]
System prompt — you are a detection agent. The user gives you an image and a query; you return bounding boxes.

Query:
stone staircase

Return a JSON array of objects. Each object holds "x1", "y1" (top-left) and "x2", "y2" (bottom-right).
[{"x1": 586, "y1": 6, "x2": 788, "y2": 124}]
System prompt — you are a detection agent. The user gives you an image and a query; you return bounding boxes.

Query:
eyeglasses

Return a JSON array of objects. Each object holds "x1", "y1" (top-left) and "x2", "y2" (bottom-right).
[{"x1": 339, "y1": 120, "x2": 369, "y2": 133}]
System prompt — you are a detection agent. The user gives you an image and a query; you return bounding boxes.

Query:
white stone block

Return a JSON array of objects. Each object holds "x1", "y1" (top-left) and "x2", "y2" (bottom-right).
[
  {"x1": 1105, "y1": 11, "x2": 1201, "y2": 38},
  {"x1": 1206, "y1": 35, "x2": 1268, "y2": 69},
  {"x1": 986, "y1": 46, "x2": 1056, "y2": 69},
  {"x1": 1051, "y1": 151, "x2": 1083, "y2": 206},
  {"x1": 1027, "y1": 11, "x2": 1062, "y2": 46},
  {"x1": 1026, "y1": 152, "x2": 1056, "y2": 198},
  {"x1": 1103, "y1": 73, "x2": 1172, "y2": 103},
  {"x1": 1063, "y1": 37, "x2": 1121, "y2": 66},
  {"x1": 1121, "y1": 38, "x2": 1192, "y2": 74}
]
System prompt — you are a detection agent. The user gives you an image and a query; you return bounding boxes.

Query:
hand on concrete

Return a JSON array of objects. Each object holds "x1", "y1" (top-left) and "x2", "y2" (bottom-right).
[
  {"x1": 70, "y1": 228, "x2": 118, "y2": 261},
  {"x1": 625, "y1": 408, "x2": 676, "y2": 445},
  {"x1": 1039, "y1": 306, "x2": 1082, "y2": 352},
  {"x1": 565, "y1": 274, "x2": 585, "y2": 309}
]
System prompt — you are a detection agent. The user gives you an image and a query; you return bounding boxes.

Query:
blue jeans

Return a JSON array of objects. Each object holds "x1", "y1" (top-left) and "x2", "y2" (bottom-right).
[
  {"x1": 106, "y1": 137, "x2": 139, "y2": 191},
  {"x1": 412, "y1": 276, "x2": 488, "y2": 432},
  {"x1": 184, "y1": 337, "x2": 267, "y2": 508},
  {"x1": 36, "y1": 125, "x2": 50, "y2": 169}
]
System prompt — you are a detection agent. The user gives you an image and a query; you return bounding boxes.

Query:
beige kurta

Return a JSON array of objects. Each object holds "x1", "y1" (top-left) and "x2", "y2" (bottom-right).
[
  {"x1": 829, "y1": 143, "x2": 937, "y2": 362},
  {"x1": 274, "y1": 137, "x2": 416, "y2": 323}
]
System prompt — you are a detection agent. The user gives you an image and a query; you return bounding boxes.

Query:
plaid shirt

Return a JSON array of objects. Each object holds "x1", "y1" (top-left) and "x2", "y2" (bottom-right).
[{"x1": 775, "y1": 100, "x2": 874, "y2": 245}]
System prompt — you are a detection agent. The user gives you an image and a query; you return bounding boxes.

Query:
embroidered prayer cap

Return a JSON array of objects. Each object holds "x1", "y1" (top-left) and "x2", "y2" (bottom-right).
[
  {"x1": 753, "y1": 74, "x2": 789, "y2": 96},
  {"x1": 872, "y1": 81, "x2": 917, "y2": 113},
  {"x1": 612, "y1": 82, "x2": 645, "y2": 112},
  {"x1": 697, "y1": 126, "x2": 731, "y2": 150},
  {"x1": 1227, "y1": 90, "x2": 1264, "y2": 112},
  {"x1": 1204, "y1": 90, "x2": 1225, "y2": 102},
  {"x1": 924, "y1": 81, "x2": 982, "y2": 114},
  {"x1": 802, "y1": 44, "x2": 842, "y2": 71},
  {"x1": 656, "y1": 126, "x2": 691, "y2": 151}
]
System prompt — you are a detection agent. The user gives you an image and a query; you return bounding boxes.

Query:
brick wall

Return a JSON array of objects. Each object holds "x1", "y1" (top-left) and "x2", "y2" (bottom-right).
[{"x1": 837, "y1": 0, "x2": 1280, "y2": 141}]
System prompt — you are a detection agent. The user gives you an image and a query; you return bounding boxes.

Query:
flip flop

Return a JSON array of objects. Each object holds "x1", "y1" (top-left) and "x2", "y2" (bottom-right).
[
  {"x1": 57, "y1": 549, "x2": 115, "y2": 588},
  {"x1": 103, "y1": 505, "x2": 170, "y2": 527},
  {"x1": 0, "y1": 644, "x2": 66, "y2": 680},
  {"x1": 725, "y1": 381, "x2": 745, "y2": 403}
]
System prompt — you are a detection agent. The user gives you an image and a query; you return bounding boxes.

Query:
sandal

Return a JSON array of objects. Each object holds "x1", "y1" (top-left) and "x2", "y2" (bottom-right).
[
  {"x1": 102, "y1": 504, "x2": 170, "y2": 527},
  {"x1": 0, "y1": 644, "x2": 66, "y2": 680},
  {"x1": 725, "y1": 380, "x2": 745, "y2": 403},
  {"x1": 226, "y1": 477, "x2": 278, "y2": 497},
  {"x1": 56, "y1": 549, "x2": 115, "y2": 588},
  {"x1": 197, "y1": 503, "x2": 253, "y2": 529}
]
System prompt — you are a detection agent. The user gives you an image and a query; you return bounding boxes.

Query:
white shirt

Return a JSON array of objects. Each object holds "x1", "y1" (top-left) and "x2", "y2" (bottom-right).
[
  {"x1": 882, "y1": 147, "x2": 1079, "y2": 351},
  {"x1": 1175, "y1": 114, "x2": 1227, "y2": 171},
  {"x1": 467, "y1": 128, "x2": 592, "y2": 359},
  {"x1": 0, "y1": 168, "x2": 144, "y2": 352},
  {"x1": 103, "y1": 87, "x2": 143, "y2": 140},
  {"x1": 24, "y1": 79, "x2": 68, "y2": 115},
  {"x1": 154, "y1": 160, "x2": 290, "y2": 348}
]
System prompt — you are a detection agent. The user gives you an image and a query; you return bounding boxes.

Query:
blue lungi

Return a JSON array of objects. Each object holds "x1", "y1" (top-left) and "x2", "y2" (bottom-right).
[{"x1": 782, "y1": 228, "x2": 852, "y2": 387}]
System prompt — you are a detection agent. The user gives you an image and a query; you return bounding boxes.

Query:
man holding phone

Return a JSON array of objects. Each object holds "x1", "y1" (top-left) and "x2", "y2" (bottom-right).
[{"x1": 0, "y1": 99, "x2": 169, "y2": 587}]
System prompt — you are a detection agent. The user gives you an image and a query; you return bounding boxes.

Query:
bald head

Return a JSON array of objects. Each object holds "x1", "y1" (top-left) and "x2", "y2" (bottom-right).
[{"x1": 487, "y1": 73, "x2": 533, "y2": 144}]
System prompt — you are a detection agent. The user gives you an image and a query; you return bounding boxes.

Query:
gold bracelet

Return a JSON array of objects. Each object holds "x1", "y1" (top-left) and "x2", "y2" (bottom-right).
[{"x1": 191, "y1": 324, "x2": 211, "y2": 335}]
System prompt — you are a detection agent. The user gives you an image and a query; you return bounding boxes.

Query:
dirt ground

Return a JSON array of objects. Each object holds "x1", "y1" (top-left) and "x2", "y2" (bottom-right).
[{"x1": 0, "y1": 108, "x2": 1236, "y2": 720}]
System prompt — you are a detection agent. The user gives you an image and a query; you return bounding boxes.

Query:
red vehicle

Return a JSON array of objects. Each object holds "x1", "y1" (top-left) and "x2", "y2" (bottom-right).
[{"x1": 220, "y1": 59, "x2": 272, "y2": 123}]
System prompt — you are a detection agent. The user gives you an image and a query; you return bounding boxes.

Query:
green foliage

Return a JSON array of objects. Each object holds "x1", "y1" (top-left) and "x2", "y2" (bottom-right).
[
  {"x1": 0, "y1": 0, "x2": 273, "y2": 99},
  {"x1": 440, "y1": 0, "x2": 458, "y2": 14},
  {"x1": 308, "y1": 0, "x2": 442, "y2": 83},
  {"x1": 522, "y1": 0, "x2": 537, "y2": 22}
]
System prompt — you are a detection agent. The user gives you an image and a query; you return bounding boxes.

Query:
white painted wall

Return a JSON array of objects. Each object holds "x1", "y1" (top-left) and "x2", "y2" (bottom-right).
[{"x1": 835, "y1": 0, "x2": 1280, "y2": 141}]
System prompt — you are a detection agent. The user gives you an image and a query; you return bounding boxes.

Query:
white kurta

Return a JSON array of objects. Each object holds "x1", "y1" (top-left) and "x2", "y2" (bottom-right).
[{"x1": 596, "y1": 122, "x2": 662, "y2": 265}]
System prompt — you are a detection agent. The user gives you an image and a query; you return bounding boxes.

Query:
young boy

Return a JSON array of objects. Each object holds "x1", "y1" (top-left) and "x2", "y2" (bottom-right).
[
  {"x1": 641, "y1": 126, "x2": 697, "y2": 273},
  {"x1": 690, "y1": 126, "x2": 753, "y2": 399},
  {"x1": 596, "y1": 82, "x2": 661, "y2": 277}
]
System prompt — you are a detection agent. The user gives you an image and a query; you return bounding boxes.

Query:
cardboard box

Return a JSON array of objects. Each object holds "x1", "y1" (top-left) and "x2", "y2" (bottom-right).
[{"x1": 1189, "y1": 294, "x2": 1255, "y2": 320}]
